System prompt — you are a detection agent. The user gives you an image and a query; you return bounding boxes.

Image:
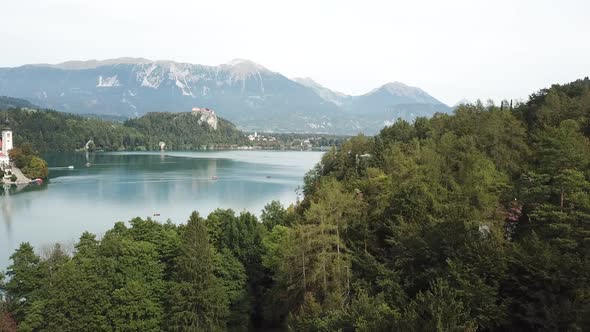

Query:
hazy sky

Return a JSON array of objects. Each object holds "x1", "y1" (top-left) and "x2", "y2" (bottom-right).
[{"x1": 1, "y1": 0, "x2": 589, "y2": 105}]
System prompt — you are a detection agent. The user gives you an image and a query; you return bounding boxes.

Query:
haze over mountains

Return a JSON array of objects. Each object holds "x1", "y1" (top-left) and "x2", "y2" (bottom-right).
[{"x1": 0, "y1": 58, "x2": 451, "y2": 134}]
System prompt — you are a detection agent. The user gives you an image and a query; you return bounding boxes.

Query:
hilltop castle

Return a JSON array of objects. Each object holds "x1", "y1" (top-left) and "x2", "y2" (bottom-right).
[
  {"x1": 191, "y1": 107, "x2": 218, "y2": 130},
  {"x1": 192, "y1": 107, "x2": 215, "y2": 115}
]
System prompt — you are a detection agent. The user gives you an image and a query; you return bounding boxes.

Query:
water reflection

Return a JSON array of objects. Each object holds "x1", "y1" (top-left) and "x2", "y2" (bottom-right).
[
  {"x1": 0, "y1": 151, "x2": 322, "y2": 269},
  {"x1": 0, "y1": 185, "x2": 14, "y2": 236},
  {"x1": 1, "y1": 184, "x2": 47, "y2": 243}
]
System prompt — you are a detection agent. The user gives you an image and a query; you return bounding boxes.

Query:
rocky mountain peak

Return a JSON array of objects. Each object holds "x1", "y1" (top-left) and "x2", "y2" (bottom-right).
[
  {"x1": 221, "y1": 59, "x2": 272, "y2": 82},
  {"x1": 373, "y1": 81, "x2": 421, "y2": 96},
  {"x1": 0, "y1": 58, "x2": 451, "y2": 134},
  {"x1": 33, "y1": 57, "x2": 152, "y2": 70},
  {"x1": 363, "y1": 81, "x2": 442, "y2": 105}
]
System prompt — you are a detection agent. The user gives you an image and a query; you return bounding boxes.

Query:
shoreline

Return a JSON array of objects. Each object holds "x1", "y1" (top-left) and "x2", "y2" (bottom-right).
[
  {"x1": 74, "y1": 145, "x2": 334, "y2": 153},
  {"x1": 1, "y1": 165, "x2": 32, "y2": 185}
]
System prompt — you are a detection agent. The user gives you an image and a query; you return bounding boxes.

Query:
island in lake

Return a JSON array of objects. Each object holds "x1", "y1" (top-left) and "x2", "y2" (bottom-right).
[{"x1": 1, "y1": 129, "x2": 48, "y2": 187}]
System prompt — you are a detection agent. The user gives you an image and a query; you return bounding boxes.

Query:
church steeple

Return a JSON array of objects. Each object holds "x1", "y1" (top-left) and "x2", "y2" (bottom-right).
[{"x1": 2, "y1": 129, "x2": 13, "y2": 154}]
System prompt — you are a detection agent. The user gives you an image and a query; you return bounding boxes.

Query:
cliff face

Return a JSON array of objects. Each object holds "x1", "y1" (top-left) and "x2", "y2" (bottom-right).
[
  {"x1": 192, "y1": 108, "x2": 218, "y2": 130},
  {"x1": 0, "y1": 58, "x2": 451, "y2": 134}
]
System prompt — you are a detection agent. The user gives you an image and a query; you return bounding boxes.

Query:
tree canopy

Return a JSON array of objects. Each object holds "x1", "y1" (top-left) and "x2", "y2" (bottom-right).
[
  {"x1": 0, "y1": 109, "x2": 246, "y2": 152},
  {"x1": 2, "y1": 78, "x2": 590, "y2": 331}
]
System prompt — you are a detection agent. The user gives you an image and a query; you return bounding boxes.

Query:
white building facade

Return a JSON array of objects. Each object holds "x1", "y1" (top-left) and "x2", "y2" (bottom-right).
[
  {"x1": 0, "y1": 129, "x2": 13, "y2": 168},
  {"x1": 2, "y1": 130, "x2": 13, "y2": 154}
]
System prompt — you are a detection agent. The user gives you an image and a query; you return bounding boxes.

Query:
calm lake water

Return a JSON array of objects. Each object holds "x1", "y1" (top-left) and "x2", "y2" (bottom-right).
[{"x1": 0, "y1": 151, "x2": 323, "y2": 269}]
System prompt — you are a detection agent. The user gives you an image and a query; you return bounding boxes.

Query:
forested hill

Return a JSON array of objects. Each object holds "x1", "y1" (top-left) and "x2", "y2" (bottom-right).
[
  {"x1": 124, "y1": 112, "x2": 245, "y2": 150},
  {"x1": 0, "y1": 96, "x2": 36, "y2": 109},
  {"x1": 290, "y1": 77, "x2": 590, "y2": 330},
  {"x1": 0, "y1": 108, "x2": 247, "y2": 151},
  {"x1": 1, "y1": 78, "x2": 590, "y2": 331}
]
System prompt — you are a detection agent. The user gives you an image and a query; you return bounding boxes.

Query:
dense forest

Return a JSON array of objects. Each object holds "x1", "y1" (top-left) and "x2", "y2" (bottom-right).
[
  {"x1": 1, "y1": 78, "x2": 590, "y2": 331},
  {"x1": 124, "y1": 112, "x2": 246, "y2": 150},
  {"x1": 0, "y1": 108, "x2": 247, "y2": 152}
]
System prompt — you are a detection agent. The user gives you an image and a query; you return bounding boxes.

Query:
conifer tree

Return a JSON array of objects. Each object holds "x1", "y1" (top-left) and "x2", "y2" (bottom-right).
[{"x1": 167, "y1": 212, "x2": 229, "y2": 331}]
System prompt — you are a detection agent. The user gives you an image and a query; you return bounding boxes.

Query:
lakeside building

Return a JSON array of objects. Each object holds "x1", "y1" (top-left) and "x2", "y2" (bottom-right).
[
  {"x1": 247, "y1": 130, "x2": 278, "y2": 143},
  {"x1": 247, "y1": 131, "x2": 258, "y2": 141}
]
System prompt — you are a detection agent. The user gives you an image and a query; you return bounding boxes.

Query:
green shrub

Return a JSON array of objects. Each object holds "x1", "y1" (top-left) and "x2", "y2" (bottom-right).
[{"x1": 23, "y1": 156, "x2": 49, "y2": 179}]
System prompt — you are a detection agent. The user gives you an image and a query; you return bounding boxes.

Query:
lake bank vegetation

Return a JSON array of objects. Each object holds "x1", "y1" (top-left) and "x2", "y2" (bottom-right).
[
  {"x1": 1, "y1": 143, "x2": 49, "y2": 185},
  {"x1": 1, "y1": 78, "x2": 590, "y2": 330},
  {"x1": 8, "y1": 144, "x2": 49, "y2": 180}
]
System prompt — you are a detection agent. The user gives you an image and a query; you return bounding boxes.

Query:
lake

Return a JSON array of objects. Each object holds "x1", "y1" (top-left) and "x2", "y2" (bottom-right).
[{"x1": 0, "y1": 151, "x2": 323, "y2": 269}]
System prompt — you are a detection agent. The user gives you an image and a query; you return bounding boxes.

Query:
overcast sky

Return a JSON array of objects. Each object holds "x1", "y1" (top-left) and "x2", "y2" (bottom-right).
[{"x1": 1, "y1": 0, "x2": 589, "y2": 105}]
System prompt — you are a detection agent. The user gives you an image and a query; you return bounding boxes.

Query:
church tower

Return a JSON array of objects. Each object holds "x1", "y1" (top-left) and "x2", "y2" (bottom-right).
[{"x1": 2, "y1": 129, "x2": 13, "y2": 154}]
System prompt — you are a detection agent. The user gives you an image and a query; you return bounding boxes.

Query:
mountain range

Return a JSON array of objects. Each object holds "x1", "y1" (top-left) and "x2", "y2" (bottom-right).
[{"x1": 0, "y1": 58, "x2": 451, "y2": 134}]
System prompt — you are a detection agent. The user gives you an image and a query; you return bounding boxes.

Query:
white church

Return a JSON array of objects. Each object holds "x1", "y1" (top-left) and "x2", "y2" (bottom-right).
[{"x1": 0, "y1": 129, "x2": 13, "y2": 168}]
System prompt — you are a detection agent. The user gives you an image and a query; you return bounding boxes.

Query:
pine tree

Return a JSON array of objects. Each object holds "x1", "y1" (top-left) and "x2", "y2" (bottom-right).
[
  {"x1": 4, "y1": 243, "x2": 42, "y2": 322},
  {"x1": 167, "y1": 212, "x2": 229, "y2": 331}
]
